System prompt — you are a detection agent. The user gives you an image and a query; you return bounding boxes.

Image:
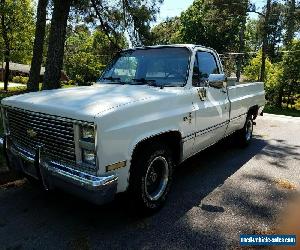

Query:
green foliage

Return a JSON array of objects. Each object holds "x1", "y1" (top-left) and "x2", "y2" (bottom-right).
[
  {"x1": 0, "y1": 0, "x2": 35, "y2": 64},
  {"x1": 281, "y1": 40, "x2": 300, "y2": 84},
  {"x1": 76, "y1": 0, "x2": 163, "y2": 47},
  {"x1": 64, "y1": 28, "x2": 125, "y2": 84},
  {"x1": 11, "y1": 76, "x2": 29, "y2": 84},
  {"x1": 244, "y1": 50, "x2": 283, "y2": 105},
  {"x1": 179, "y1": 0, "x2": 248, "y2": 53},
  {"x1": 244, "y1": 19, "x2": 261, "y2": 52},
  {"x1": 264, "y1": 104, "x2": 300, "y2": 117},
  {"x1": 244, "y1": 40, "x2": 300, "y2": 107},
  {"x1": 244, "y1": 50, "x2": 273, "y2": 82},
  {"x1": 151, "y1": 17, "x2": 182, "y2": 45}
]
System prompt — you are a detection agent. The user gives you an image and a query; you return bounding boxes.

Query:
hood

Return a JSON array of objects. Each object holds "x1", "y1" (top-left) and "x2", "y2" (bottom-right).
[{"x1": 1, "y1": 84, "x2": 177, "y2": 121}]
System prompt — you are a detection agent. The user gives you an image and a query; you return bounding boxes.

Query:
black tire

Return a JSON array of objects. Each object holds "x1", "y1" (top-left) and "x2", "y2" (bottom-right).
[
  {"x1": 128, "y1": 142, "x2": 174, "y2": 214},
  {"x1": 237, "y1": 114, "x2": 254, "y2": 147}
]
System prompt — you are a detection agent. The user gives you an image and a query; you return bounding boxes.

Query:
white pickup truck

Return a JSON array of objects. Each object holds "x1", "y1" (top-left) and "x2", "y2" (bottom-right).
[{"x1": 1, "y1": 44, "x2": 265, "y2": 213}]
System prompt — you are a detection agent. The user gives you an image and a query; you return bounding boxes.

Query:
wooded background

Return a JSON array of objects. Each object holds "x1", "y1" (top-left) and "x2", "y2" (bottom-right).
[{"x1": 0, "y1": 0, "x2": 299, "y2": 109}]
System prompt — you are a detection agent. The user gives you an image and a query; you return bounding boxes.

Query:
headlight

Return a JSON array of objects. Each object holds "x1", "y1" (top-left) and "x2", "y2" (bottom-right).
[
  {"x1": 81, "y1": 125, "x2": 95, "y2": 143},
  {"x1": 78, "y1": 124, "x2": 96, "y2": 166},
  {"x1": 82, "y1": 149, "x2": 96, "y2": 165}
]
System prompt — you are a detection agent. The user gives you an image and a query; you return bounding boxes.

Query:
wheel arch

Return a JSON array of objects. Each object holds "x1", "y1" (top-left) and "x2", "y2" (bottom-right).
[
  {"x1": 247, "y1": 105, "x2": 259, "y2": 120},
  {"x1": 130, "y1": 130, "x2": 183, "y2": 168}
]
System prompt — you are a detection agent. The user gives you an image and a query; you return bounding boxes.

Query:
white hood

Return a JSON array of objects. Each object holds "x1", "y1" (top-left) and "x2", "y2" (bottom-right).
[{"x1": 1, "y1": 84, "x2": 177, "y2": 121}]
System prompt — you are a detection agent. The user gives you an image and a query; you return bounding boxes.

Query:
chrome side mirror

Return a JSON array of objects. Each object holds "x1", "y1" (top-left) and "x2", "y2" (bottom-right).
[{"x1": 208, "y1": 74, "x2": 227, "y2": 89}]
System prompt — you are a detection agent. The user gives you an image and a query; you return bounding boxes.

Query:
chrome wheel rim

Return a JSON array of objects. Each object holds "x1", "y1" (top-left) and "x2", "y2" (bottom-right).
[
  {"x1": 245, "y1": 119, "x2": 253, "y2": 141},
  {"x1": 145, "y1": 156, "x2": 169, "y2": 201}
]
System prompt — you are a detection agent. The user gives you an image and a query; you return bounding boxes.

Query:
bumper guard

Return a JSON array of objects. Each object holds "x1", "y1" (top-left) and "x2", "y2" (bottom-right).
[{"x1": 0, "y1": 135, "x2": 118, "y2": 205}]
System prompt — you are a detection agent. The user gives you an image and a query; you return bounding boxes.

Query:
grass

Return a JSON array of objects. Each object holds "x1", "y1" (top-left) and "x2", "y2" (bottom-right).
[{"x1": 264, "y1": 104, "x2": 300, "y2": 117}]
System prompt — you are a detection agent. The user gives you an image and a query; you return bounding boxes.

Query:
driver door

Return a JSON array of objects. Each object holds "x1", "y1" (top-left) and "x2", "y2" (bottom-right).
[{"x1": 192, "y1": 50, "x2": 230, "y2": 153}]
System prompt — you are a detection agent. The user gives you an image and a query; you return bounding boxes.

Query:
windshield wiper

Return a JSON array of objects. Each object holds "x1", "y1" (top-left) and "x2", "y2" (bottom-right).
[
  {"x1": 132, "y1": 78, "x2": 156, "y2": 84},
  {"x1": 132, "y1": 78, "x2": 182, "y2": 88},
  {"x1": 101, "y1": 76, "x2": 126, "y2": 85},
  {"x1": 103, "y1": 76, "x2": 121, "y2": 81}
]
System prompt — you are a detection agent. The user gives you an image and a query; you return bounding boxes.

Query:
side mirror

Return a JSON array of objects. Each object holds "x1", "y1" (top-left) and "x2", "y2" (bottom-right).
[{"x1": 208, "y1": 74, "x2": 227, "y2": 89}]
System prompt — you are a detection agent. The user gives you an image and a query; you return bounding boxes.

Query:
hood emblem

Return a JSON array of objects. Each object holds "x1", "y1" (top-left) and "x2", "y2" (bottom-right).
[{"x1": 27, "y1": 129, "x2": 37, "y2": 138}]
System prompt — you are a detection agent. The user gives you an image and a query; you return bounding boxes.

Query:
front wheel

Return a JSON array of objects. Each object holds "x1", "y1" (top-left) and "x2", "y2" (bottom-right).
[
  {"x1": 128, "y1": 143, "x2": 174, "y2": 214},
  {"x1": 237, "y1": 114, "x2": 254, "y2": 147}
]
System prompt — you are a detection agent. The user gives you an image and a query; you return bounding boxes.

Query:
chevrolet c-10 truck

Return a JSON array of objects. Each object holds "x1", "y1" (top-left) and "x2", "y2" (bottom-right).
[{"x1": 1, "y1": 44, "x2": 265, "y2": 213}]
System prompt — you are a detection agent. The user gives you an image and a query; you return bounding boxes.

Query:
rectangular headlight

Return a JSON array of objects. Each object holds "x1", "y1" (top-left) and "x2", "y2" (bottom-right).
[
  {"x1": 74, "y1": 123, "x2": 97, "y2": 167},
  {"x1": 81, "y1": 125, "x2": 95, "y2": 143},
  {"x1": 82, "y1": 149, "x2": 96, "y2": 166}
]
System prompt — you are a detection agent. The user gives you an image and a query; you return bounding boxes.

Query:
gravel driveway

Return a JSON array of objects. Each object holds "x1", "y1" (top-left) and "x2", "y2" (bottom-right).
[{"x1": 0, "y1": 114, "x2": 299, "y2": 250}]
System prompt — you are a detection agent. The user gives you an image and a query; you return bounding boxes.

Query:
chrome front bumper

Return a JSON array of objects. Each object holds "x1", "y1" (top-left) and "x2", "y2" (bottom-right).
[{"x1": 0, "y1": 136, "x2": 118, "y2": 205}]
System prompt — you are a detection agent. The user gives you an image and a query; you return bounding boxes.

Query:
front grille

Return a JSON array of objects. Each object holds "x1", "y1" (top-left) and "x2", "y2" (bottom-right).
[{"x1": 7, "y1": 108, "x2": 76, "y2": 165}]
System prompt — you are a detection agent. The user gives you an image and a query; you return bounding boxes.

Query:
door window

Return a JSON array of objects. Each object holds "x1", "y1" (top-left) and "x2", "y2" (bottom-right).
[{"x1": 192, "y1": 51, "x2": 220, "y2": 86}]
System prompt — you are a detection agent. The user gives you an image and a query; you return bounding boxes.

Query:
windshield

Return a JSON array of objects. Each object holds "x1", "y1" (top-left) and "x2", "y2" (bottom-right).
[{"x1": 98, "y1": 47, "x2": 191, "y2": 87}]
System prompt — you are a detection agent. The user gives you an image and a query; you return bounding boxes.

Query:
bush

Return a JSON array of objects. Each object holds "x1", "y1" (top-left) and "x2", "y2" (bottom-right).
[
  {"x1": 243, "y1": 51, "x2": 283, "y2": 106},
  {"x1": 67, "y1": 80, "x2": 75, "y2": 85},
  {"x1": 12, "y1": 76, "x2": 29, "y2": 84}
]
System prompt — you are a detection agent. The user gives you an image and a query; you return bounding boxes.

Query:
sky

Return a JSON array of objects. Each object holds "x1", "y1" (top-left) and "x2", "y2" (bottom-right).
[{"x1": 156, "y1": 0, "x2": 267, "y2": 24}]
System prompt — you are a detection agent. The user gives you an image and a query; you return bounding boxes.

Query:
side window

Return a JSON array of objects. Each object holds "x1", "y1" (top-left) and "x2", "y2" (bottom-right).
[{"x1": 197, "y1": 51, "x2": 220, "y2": 81}]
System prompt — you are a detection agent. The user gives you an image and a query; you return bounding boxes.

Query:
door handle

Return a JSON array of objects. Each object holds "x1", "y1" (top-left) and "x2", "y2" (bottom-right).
[{"x1": 197, "y1": 88, "x2": 206, "y2": 101}]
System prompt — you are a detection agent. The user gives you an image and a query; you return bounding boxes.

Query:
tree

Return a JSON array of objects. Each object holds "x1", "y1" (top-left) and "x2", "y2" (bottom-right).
[
  {"x1": 243, "y1": 50, "x2": 283, "y2": 105},
  {"x1": 259, "y1": 0, "x2": 272, "y2": 82},
  {"x1": 244, "y1": 19, "x2": 261, "y2": 52},
  {"x1": 256, "y1": 1, "x2": 285, "y2": 62},
  {"x1": 0, "y1": 0, "x2": 34, "y2": 90},
  {"x1": 42, "y1": 0, "x2": 71, "y2": 90},
  {"x1": 64, "y1": 27, "x2": 126, "y2": 84},
  {"x1": 42, "y1": 0, "x2": 163, "y2": 89},
  {"x1": 151, "y1": 17, "x2": 182, "y2": 45},
  {"x1": 28, "y1": 0, "x2": 49, "y2": 92},
  {"x1": 179, "y1": 0, "x2": 249, "y2": 53},
  {"x1": 277, "y1": 40, "x2": 300, "y2": 107},
  {"x1": 284, "y1": 0, "x2": 296, "y2": 47}
]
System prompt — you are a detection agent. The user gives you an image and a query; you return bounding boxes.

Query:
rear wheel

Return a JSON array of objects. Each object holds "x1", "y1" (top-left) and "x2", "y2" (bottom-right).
[
  {"x1": 237, "y1": 114, "x2": 253, "y2": 147},
  {"x1": 128, "y1": 143, "x2": 173, "y2": 214}
]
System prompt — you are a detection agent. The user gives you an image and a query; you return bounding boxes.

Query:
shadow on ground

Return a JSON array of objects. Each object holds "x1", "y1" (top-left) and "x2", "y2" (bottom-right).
[{"x1": 0, "y1": 134, "x2": 298, "y2": 249}]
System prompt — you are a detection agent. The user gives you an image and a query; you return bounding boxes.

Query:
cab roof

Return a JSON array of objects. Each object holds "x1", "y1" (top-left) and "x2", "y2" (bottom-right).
[{"x1": 124, "y1": 44, "x2": 217, "y2": 54}]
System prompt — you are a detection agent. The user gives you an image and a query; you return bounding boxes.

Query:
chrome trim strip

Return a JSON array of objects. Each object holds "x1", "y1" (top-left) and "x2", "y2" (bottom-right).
[
  {"x1": 230, "y1": 113, "x2": 247, "y2": 121},
  {"x1": 2, "y1": 105, "x2": 94, "y2": 126},
  {"x1": 10, "y1": 144, "x2": 35, "y2": 164},
  {"x1": 6, "y1": 140, "x2": 117, "y2": 191},
  {"x1": 43, "y1": 161, "x2": 117, "y2": 191},
  {"x1": 195, "y1": 121, "x2": 229, "y2": 137},
  {"x1": 183, "y1": 120, "x2": 229, "y2": 140},
  {"x1": 79, "y1": 140, "x2": 95, "y2": 151},
  {"x1": 182, "y1": 112, "x2": 248, "y2": 140},
  {"x1": 73, "y1": 124, "x2": 82, "y2": 164}
]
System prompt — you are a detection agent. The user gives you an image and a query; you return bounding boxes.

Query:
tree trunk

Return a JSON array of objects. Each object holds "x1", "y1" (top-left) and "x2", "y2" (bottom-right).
[
  {"x1": 236, "y1": 17, "x2": 246, "y2": 82},
  {"x1": 259, "y1": 0, "x2": 271, "y2": 82},
  {"x1": 1, "y1": 0, "x2": 10, "y2": 91},
  {"x1": 42, "y1": 0, "x2": 71, "y2": 90},
  {"x1": 276, "y1": 83, "x2": 284, "y2": 108},
  {"x1": 27, "y1": 0, "x2": 48, "y2": 92},
  {"x1": 3, "y1": 54, "x2": 9, "y2": 91}
]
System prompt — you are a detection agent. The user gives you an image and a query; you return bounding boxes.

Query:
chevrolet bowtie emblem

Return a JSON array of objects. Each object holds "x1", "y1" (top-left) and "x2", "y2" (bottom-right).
[{"x1": 27, "y1": 129, "x2": 37, "y2": 138}]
